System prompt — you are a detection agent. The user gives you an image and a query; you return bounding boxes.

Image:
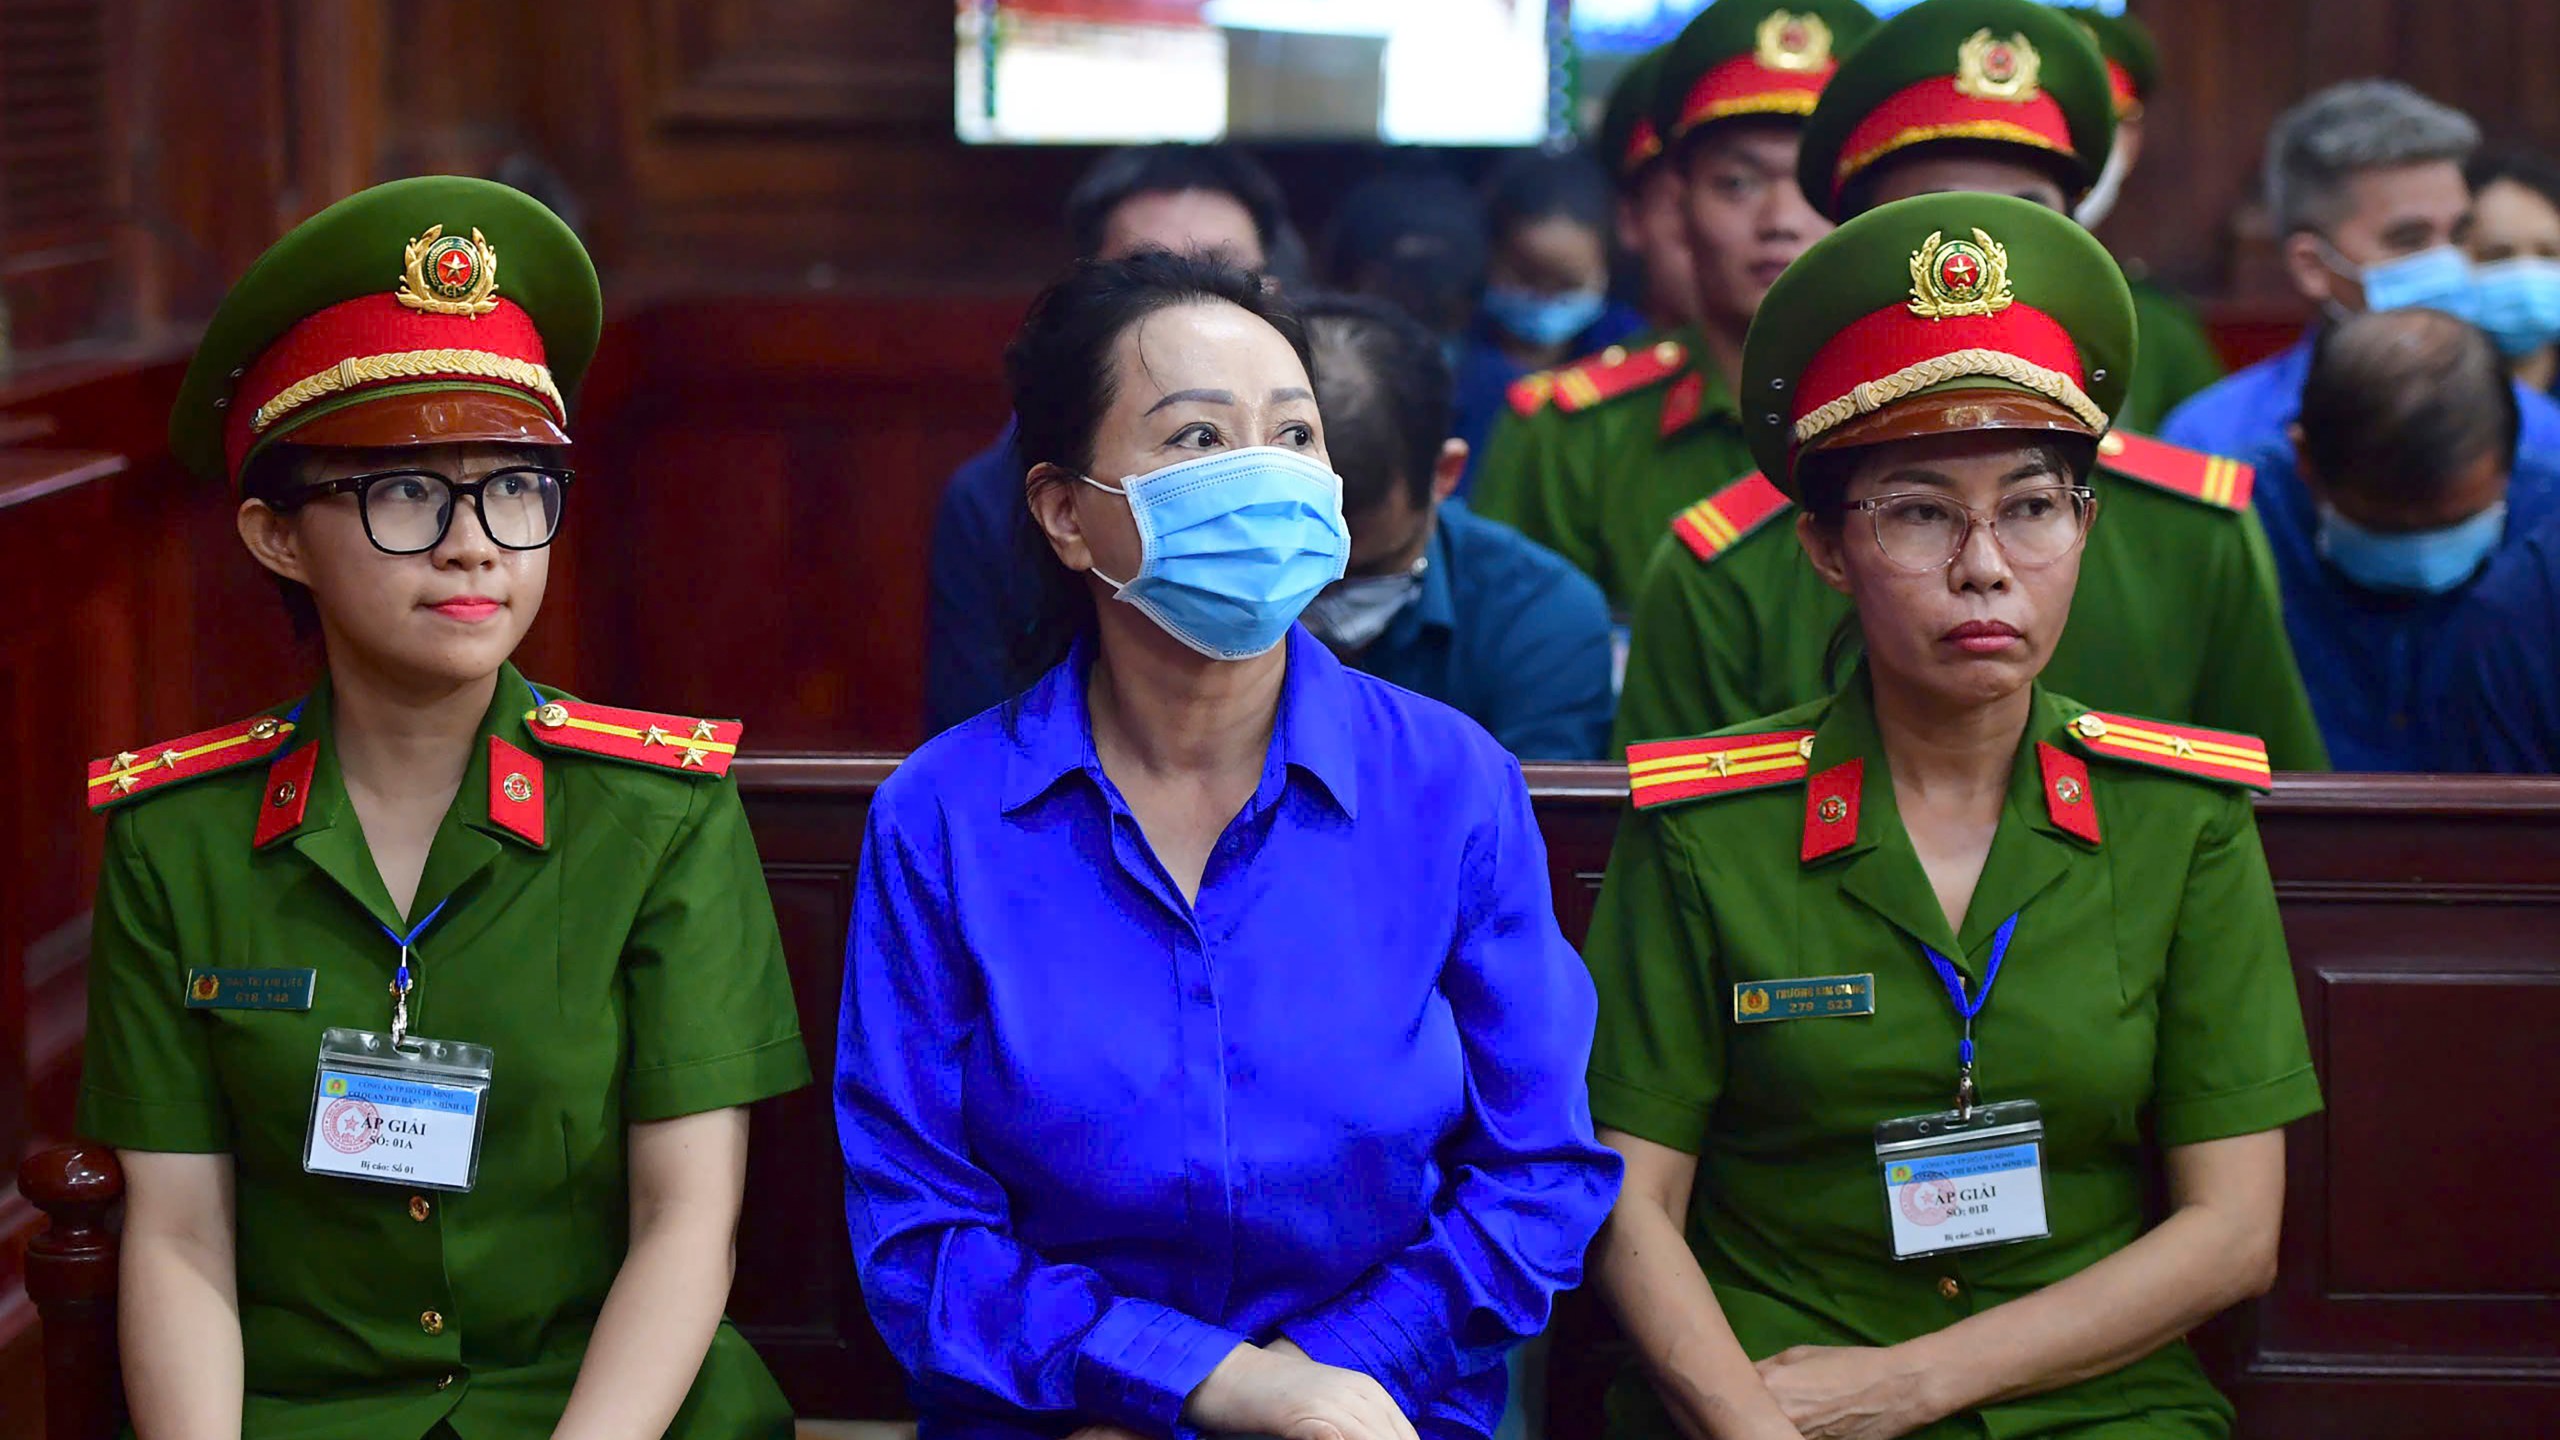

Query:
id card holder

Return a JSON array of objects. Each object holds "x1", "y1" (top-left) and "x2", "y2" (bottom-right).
[
  {"x1": 304, "y1": 1027, "x2": 494, "y2": 1193},
  {"x1": 1874, "y1": 1099, "x2": 2049, "y2": 1259}
]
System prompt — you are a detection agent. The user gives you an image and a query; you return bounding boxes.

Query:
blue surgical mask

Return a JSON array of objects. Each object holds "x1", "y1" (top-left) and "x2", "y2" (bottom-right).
[
  {"x1": 2469, "y1": 256, "x2": 2560, "y2": 357},
  {"x1": 1480, "y1": 285, "x2": 1609, "y2": 348},
  {"x1": 2326, "y1": 241, "x2": 2480, "y2": 321},
  {"x1": 2315, "y1": 500, "x2": 2508, "y2": 595},
  {"x1": 1082, "y1": 445, "x2": 1350, "y2": 661}
]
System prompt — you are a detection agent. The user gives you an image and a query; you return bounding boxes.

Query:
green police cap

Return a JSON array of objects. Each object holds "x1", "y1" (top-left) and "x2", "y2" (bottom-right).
[
  {"x1": 172, "y1": 175, "x2": 601, "y2": 487},
  {"x1": 1739, "y1": 191, "x2": 2134, "y2": 497},
  {"x1": 1647, "y1": 0, "x2": 1881, "y2": 149},
  {"x1": 1796, "y1": 0, "x2": 2116, "y2": 222},
  {"x1": 1598, "y1": 48, "x2": 1672, "y2": 184}
]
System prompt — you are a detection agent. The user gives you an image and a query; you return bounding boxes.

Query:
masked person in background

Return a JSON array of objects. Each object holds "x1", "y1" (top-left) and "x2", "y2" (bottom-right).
[
  {"x1": 2165, "y1": 81, "x2": 2560, "y2": 479},
  {"x1": 1450, "y1": 152, "x2": 1648, "y2": 482},
  {"x1": 835, "y1": 251, "x2": 1621, "y2": 1440},
  {"x1": 2257, "y1": 308, "x2": 2548, "y2": 769},
  {"x1": 1300, "y1": 293, "x2": 1614, "y2": 761},
  {"x1": 2464, "y1": 145, "x2": 2560, "y2": 397}
]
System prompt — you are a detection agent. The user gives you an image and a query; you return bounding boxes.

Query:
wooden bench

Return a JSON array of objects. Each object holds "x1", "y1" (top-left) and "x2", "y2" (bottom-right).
[{"x1": 22, "y1": 760, "x2": 2560, "y2": 1438}]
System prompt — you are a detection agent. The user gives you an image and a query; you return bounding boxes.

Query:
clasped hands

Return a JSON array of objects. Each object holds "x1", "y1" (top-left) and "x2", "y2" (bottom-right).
[
  {"x1": 1069, "y1": 1337, "x2": 1418, "y2": 1440},
  {"x1": 1741, "y1": 1342, "x2": 1945, "y2": 1440}
]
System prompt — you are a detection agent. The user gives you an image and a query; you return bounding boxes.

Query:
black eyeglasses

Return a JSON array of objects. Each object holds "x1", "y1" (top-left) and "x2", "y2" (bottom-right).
[{"x1": 274, "y1": 466, "x2": 574, "y2": 556}]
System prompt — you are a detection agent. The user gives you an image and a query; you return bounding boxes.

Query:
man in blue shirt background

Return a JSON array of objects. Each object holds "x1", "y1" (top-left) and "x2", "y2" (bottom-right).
[
  {"x1": 926, "y1": 145, "x2": 1299, "y2": 734},
  {"x1": 2258, "y1": 308, "x2": 2549, "y2": 770},
  {"x1": 2164, "y1": 81, "x2": 2560, "y2": 480},
  {"x1": 1296, "y1": 294, "x2": 1616, "y2": 762},
  {"x1": 2436, "y1": 511, "x2": 2560, "y2": 772}
]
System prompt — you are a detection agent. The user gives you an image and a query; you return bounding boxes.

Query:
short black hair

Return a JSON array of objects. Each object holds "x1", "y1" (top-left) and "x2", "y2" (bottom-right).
[
  {"x1": 1321, "y1": 165, "x2": 1489, "y2": 337},
  {"x1": 2466, "y1": 142, "x2": 2560, "y2": 214},
  {"x1": 239, "y1": 444, "x2": 324, "y2": 638},
  {"x1": 1297, "y1": 291, "x2": 1453, "y2": 516},
  {"x1": 1002, "y1": 251, "x2": 1309, "y2": 689},
  {"x1": 2300, "y1": 308, "x2": 2518, "y2": 506},
  {"x1": 1483, "y1": 149, "x2": 1615, "y2": 246},
  {"x1": 1063, "y1": 144, "x2": 1290, "y2": 262},
  {"x1": 1836, "y1": 140, "x2": 2085, "y2": 222}
]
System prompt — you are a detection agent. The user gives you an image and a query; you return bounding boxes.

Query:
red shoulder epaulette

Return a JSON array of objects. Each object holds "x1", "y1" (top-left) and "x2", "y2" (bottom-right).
[
  {"x1": 87, "y1": 712, "x2": 298, "y2": 812},
  {"x1": 524, "y1": 699, "x2": 743, "y2": 778},
  {"x1": 2095, "y1": 430, "x2": 2253, "y2": 511},
  {"x1": 1507, "y1": 370, "x2": 1559, "y2": 417},
  {"x1": 1547, "y1": 339, "x2": 1687, "y2": 415},
  {"x1": 1627, "y1": 729, "x2": 1814, "y2": 811},
  {"x1": 2065, "y1": 710, "x2": 2271, "y2": 792},
  {"x1": 1672, "y1": 472, "x2": 1794, "y2": 563}
]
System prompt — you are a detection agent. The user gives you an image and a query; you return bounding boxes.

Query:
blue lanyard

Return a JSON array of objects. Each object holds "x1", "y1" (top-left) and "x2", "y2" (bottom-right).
[
  {"x1": 1921, "y1": 912, "x2": 2019, "y2": 1117},
  {"x1": 379, "y1": 899, "x2": 450, "y2": 1045}
]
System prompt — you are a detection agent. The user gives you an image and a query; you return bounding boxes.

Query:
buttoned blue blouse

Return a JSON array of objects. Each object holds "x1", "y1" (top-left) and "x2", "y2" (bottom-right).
[{"x1": 835, "y1": 626, "x2": 1621, "y2": 1440}]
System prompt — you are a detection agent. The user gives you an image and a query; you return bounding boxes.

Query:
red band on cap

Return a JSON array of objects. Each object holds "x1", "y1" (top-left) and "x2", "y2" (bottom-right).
[
  {"x1": 226, "y1": 294, "x2": 555, "y2": 478},
  {"x1": 2104, "y1": 59, "x2": 2141, "y2": 119},
  {"x1": 1793, "y1": 302, "x2": 2084, "y2": 428},
  {"x1": 1622, "y1": 116, "x2": 1664, "y2": 175},
  {"x1": 1832, "y1": 75, "x2": 2076, "y2": 198},
  {"x1": 1675, "y1": 53, "x2": 1833, "y2": 137}
]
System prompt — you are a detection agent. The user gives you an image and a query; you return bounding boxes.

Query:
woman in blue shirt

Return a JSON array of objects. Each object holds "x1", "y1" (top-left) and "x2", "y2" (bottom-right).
[{"x1": 835, "y1": 251, "x2": 1623, "y2": 1440}]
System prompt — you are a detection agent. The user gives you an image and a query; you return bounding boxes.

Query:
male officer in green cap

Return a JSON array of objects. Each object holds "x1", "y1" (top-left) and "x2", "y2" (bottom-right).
[
  {"x1": 1583, "y1": 191, "x2": 2316, "y2": 1440},
  {"x1": 1616, "y1": 0, "x2": 2327, "y2": 771},
  {"x1": 82, "y1": 175, "x2": 806, "y2": 1438},
  {"x1": 1596, "y1": 47, "x2": 1704, "y2": 338},
  {"x1": 1469, "y1": 0, "x2": 1878, "y2": 614}
]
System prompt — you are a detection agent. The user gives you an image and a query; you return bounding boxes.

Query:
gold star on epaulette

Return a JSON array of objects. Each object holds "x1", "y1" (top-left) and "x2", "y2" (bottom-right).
[
  {"x1": 679, "y1": 748, "x2": 708, "y2": 769},
  {"x1": 158, "y1": 749, "x2": 184, "y2": 769},
  {"x1": 689, "y1": 719, "x2": 716, "y2": 741},
  {"x1": 112, "y1": 751, "x2": 139, "y2": 771},
  {"x1": 641, "y1": 725, "x2": 669, "y2": 747}
]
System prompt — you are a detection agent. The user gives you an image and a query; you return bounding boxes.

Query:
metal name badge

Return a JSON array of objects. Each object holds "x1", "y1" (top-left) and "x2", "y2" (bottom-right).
[
  {"x1": 1874, "y1": 1099, "x2": 2050, "y2": 1259},
  {"x1": 304, "y1": 1028, "x2": 495, "y2": 1193}
]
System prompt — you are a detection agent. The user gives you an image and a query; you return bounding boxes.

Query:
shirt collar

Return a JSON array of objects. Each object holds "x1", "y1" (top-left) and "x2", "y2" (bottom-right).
[
  {"x1": 256, "y1": 662, "x2": 538, "y2": 929},
  {"x1": 1659, "y1": 326, "x2": 1740, "y2": 442},
  {"x1": 1802, "y1": 673, "x2": 2087, "y2": 957},
  {"x1": 1000, "y1": 627, "x2": 1362, "y2": 821}
]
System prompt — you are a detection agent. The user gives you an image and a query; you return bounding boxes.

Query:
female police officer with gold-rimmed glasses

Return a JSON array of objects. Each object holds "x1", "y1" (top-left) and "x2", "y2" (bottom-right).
[
  {"x1": 1583, "y1": 193, "x2": 2321, "y2": 1440},
  {"x1": 77, "y1": 176, "x2": 807, "y2": 1439}
]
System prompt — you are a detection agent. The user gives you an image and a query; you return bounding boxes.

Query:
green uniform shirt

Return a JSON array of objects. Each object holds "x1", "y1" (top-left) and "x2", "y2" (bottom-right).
[
  {"x1": 1468, "y1": 329, "x2": 1758, "y2": 615},
  {"x1": 1613, "y1": 467, "x2": 2331, "y2": 770},
  {"x1": 1585, "y1": 678, "x2": 2323, "y2": 1440},
  {"x1": 2117, "y1": 277, "x2": 2226, "y2": 436},
  {"x1": 78, "y1": 664, "x2": 810, "y2": 1440}
]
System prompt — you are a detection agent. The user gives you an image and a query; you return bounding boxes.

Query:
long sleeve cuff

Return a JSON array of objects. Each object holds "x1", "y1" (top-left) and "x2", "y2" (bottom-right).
[
  {"x1": 1278, "y1": 1267, "x2": 1453, "y2": 1416},
  {"x1": 1074, "y1": 1296, "x2": 1250, "y2": 1439}
]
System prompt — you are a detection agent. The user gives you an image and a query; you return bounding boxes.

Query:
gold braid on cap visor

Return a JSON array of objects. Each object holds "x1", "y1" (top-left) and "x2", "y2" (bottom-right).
[
  {"x1": 251, "y1": 349, "x2": 566, "y2": 434},
  {"x1": 1790, "y1": 347, "x2": 2108, "y2": 446}
]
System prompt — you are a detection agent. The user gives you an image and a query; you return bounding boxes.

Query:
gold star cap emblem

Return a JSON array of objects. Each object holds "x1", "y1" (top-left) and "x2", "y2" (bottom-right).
[
  {"x1": 1908, "y1": 229, "x2": 2014, "y2": 321},
  {"x1": 397, "y1": 224, "x2": 501, "y2": 317},
  {"x1": 1955, "y1": 28, "x2": 2043, "y2": 103},
  {"x1": 1755, "y1": 11, "x2": 1834, "y2": 73}
]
